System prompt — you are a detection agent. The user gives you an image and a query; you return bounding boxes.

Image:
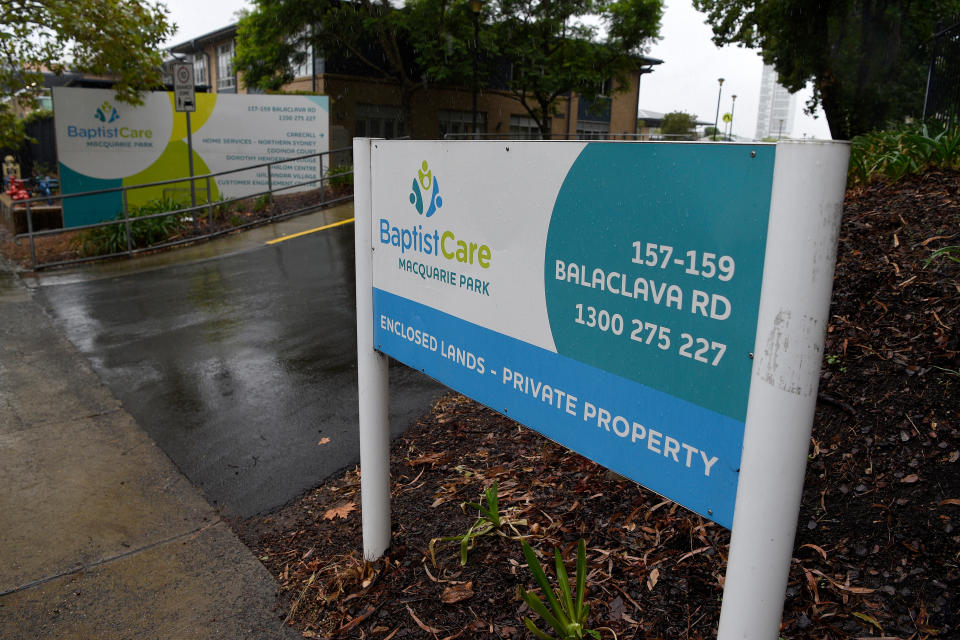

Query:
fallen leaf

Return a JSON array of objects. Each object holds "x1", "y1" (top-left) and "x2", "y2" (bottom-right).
[
  {"x1": 800, "y1": 543, "x2": 829, "y2": 561},
  {"x1": 646, "y1": 568, "x2": 659, "y2": 591},
  {"x1": 407, "y1": 605, "x2": 441, "y2": 633},
  {"x1": 900, "y1": 474, "x2": 919, "y2": 483},
  {"x1": 940, "y1": 498, "x2": 960, "y2": 507},
  {"x1": 676, "y1": 545, "x2": 711, "y2": 565},
  {"x1": 810, "y1": 569, "x2": 875, "y2": 594},
  {"x1": 921, "y1": 234, "x2": 954, "y2": 246},
  {"x1": 607, "y1": 595, "x2": 625, "y2": 622},
  {"x1": 407, "y1": 452, "x2": 450, "y2": 466},
  {"x1": 324, "y1": 501, "x2": 356, "y2": 520},
  {"x1": 852, "y1": 611, "x2": 883, "y2": 631},
  {"x1": 318, "y1": 437, "x2": 331, "y2": 445},
  {"x1": 440, "y1": 581, "x2": 474, "y2": 604}
]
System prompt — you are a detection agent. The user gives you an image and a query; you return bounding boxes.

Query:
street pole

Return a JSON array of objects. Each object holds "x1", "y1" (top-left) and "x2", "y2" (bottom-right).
[
  {"x1": 713, "y1": 77, "x2": 724, "y2": 141},
  {"x1": 729, "y1": 94, "x2": 737, "y2": 140},
  {"x1": 470, "y1": 0, "x2": 484, "y2": 140}
]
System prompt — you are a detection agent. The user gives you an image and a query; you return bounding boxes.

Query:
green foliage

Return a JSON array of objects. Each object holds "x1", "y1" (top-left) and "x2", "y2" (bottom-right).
[
  {"x1": 429, "y1": 481, "x2": 526, "y2": 566},
  {"x1": 691, "y1": 0, "x2": 960, "y2": 139},
  {"x1": 519, "y1": 539, "x2": 601, "y2": 640},
  {"x1": 660, "y1": 111, "x2": 698, "y2": 139},
  {"x1": 848, "y1": 123, "x2": 960, "y2": 186},
  {"x1": 924, "y1": 245, "x2": 960, "y2": 267},
  {"x1": 489, "y1": 0, "x2": 663, "y2": 135},
  {"x1": 23, "y1": 109, "x2": 53, "y2": 126},
  {"x1": 252, "y1": 194, "x2": 271, "y2": 213},
  {"x1": 235, "y1": 0, "x2": 454, "y2": 124},
  {"x1": 464, "y1": 482, "x2": 502, "y2": 528},
  {"x1": 0, "y1": 1, "x2": 174, "y2": 148},
  {"x1": 326, "y1": 164, "x2": 354, "y2": 190},
  {"x1": 77, "y1": 198, "x2": 185, "y2": 257},
  {"x1": 236, "y1": 0, "x2": 664, "y2": 136},
  {"x1": 30, "y1": 162, "x2": 57, "y2": 179}
]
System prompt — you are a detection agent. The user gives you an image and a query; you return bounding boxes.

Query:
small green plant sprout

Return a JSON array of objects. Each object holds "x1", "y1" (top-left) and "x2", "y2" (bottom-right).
[
  {"x1": 518, "y1": 539, "x2": 611, "y2": 640},
  {"x1": 252, "y1": 193, "x2": 270, "y2": 213},
  {"x1": 924, "y1": 245, "x2": 960, "y2": 267},
  {"x1": 464, "y1": 481, "x2": 502, "y2": 528},
  {"x1": 825, "y1": 354, "x2": 841, "y2": 366},
  {"x1": 429, "y1": 481, "x2": 526, "y2": 566}
]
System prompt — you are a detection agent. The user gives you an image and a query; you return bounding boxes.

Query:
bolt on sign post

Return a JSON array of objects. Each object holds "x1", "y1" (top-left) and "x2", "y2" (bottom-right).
[{"x1": 354, "y1": 138, "x2": 849, "y2": 639}]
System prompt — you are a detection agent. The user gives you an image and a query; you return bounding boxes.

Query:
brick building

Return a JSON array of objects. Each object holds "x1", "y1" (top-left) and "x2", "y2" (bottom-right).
[{"x1": 167, "y1": 23, "x2": 661, "y2": 147}]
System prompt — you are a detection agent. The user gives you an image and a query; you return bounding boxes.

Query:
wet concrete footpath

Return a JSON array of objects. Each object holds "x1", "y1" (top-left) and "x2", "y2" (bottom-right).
[{"x1": 0, "y1": 259, "x2": 297, "y2": 638}]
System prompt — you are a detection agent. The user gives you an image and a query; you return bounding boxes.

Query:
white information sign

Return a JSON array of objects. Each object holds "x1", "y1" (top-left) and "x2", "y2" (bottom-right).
[
  {"x1": 52, "y1": 87, "x2": 329, "y2": 227},
  {"x1": 354, "y1": 138, "x2": 850, "y2": 639}
]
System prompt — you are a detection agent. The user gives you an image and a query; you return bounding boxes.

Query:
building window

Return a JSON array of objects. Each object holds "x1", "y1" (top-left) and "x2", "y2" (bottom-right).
[
  {"x1": 193, "y1": 55, "x2": 207, "y2": 87},
  {"x1": 355, "y1": 104, "x2": 405, "y2": 139},
  {"x1": 438, "y1": 110, "x2": 486, "y2": 138},
  {"x1": 217, "y1": 41, "x2": 235, "y2": 92},
  {"x1": 576, "y1": 121, "x2": 609, "y2": 140},
  {"x1": 509, "y1": 115, "x2": 547, "y2": 139},
  {"x1": 290, "y1": 34, "x2": 312, "y2": 78}
]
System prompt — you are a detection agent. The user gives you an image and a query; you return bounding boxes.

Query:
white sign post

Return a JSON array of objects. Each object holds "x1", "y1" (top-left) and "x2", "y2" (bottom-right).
[{"x1": 353, "y1": 138, "x2": 850, "y2": 636}]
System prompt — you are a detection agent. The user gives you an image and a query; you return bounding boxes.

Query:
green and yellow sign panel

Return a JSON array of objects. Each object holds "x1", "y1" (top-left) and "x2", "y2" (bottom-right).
[{"x1": 52, "y1": 87, "x2": 329, "y2": 227}]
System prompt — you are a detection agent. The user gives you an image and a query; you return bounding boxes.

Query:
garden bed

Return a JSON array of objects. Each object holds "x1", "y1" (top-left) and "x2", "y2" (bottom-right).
[{"x1": 233, "y1": 170, "x2": 959, "y2": 639}]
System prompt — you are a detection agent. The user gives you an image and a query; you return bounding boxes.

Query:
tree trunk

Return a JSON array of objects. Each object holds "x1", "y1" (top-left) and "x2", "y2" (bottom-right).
[{"x1": 818, "y1": 77, "x2": 850, "y2": 140}]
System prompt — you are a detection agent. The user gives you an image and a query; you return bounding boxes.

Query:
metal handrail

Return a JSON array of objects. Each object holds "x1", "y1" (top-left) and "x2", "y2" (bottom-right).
[
  {"x1": 10, "y1": 145, "x2": 354, "y2": 270},
  {"x1": 441, "y1": 132, "x2": 699, "y2": 140}
]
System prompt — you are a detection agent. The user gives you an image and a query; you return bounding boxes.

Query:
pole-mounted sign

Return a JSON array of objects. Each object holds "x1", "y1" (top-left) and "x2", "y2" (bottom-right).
[
  {"x1": 354, "y1": 139, "x2": 849, "y2": 639},
  {"x1": 173, "y1": 63, "x2": 195, "y2": 113}
]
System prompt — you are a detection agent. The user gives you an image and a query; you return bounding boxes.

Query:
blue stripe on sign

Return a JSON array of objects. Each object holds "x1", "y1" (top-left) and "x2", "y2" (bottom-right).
[{"x1": 373, "y1": 288, "x2": 743, "y2": 528}]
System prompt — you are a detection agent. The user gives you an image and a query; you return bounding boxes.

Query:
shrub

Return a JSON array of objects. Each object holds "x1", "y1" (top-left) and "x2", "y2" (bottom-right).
[
  {"x1": 326, "y1": 164, "x2": 353, "y2": 190},
  {"x1": 848, "y1": 122, "x2": 960, "y2": 186},
  {"x1": 77, "y1": 197, "x2": 186, "y2": 257},
  {"x1": 252, "y1": 193, "x2": 271, "y2": 213}
]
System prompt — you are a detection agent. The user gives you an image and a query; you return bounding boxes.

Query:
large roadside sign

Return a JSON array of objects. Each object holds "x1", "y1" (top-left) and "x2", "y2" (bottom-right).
[
  {"x1": 370, "y1": 142, "x2": 773, "y2": 527},
  {"x1": 354, "y1": 139, "x2": 850, "y2": 639}
]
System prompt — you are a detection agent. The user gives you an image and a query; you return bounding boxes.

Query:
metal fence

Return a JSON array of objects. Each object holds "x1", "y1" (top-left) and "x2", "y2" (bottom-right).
[
  {"x1": 442, "y1": 132, "x2": 695, "y2": 141},
  {"x1": 924, "y1": 21, "x2": 960, "y2": 124},
  {"x1": 9, "y1": 146, "x2": 354, "y2": 271}
]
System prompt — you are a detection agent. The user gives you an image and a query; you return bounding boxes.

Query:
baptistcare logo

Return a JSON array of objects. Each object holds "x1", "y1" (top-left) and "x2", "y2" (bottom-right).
[
  {"x1": 95, "y1": 101, "x2": 119, "y2": 124},
  {"x1": 409, "y1": 160, "x2": 442, "y2": 217}
]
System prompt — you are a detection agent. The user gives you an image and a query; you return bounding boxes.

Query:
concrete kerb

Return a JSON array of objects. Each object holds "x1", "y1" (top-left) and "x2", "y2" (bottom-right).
[{"x1": 0, "y1": 256, "x2": 296, "y2": 639}]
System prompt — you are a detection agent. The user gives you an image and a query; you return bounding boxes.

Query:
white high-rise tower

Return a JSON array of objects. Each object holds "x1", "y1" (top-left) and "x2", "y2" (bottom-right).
[{"x1": 755, "y1": 64, "x2": 796, "y2": 140}]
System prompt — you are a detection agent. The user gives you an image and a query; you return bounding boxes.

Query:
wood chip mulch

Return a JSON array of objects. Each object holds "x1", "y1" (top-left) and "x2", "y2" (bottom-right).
[{"x1": 233, "y1": 169, "x2": 956, "y2": 639}]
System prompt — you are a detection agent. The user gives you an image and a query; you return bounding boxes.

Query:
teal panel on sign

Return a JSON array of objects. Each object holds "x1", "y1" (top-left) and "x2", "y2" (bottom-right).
[
  {"x1": 59, "y1": 163, "x2": 123, "y2": 228},
  {"x1": 544, "y1": 143, "x2": 775, "y2": 421}
]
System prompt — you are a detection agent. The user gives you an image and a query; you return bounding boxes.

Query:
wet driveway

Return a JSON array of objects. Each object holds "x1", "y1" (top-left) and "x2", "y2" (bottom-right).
[{"x1": 31, "y1": 222, "x2": 448, "y2": 517}]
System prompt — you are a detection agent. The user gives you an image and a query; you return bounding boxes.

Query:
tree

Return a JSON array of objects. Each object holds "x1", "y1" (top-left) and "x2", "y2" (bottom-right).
[
  {"x1": 235, "y1": 0, "x2": 478, "y2": 130},
  {"x1": 488, "y1": 0, "x2": 663, "y2": 137},
  {"x1": 661, "y1": 110, "x2": 698, "y2": 139},
  {"x1": 0, "y1": 0, "x2": 174, "y2": 148},
  {"x1": 692, "y1": 0, "x2": 960, "y2": 139},
  {"x1": 235, "y1": 0, "x2": 664, "y2": 138}
]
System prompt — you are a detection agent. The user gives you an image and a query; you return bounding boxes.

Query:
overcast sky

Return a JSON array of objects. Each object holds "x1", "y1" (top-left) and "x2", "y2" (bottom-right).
[{"x1": 161, "y1": 0, "x2": 832, "y2": 140}]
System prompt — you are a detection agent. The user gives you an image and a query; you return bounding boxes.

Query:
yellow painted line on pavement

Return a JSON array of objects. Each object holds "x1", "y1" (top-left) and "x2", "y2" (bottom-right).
[{"x1": 266, "y1": 217, "x2": 355, "y2": 245}]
